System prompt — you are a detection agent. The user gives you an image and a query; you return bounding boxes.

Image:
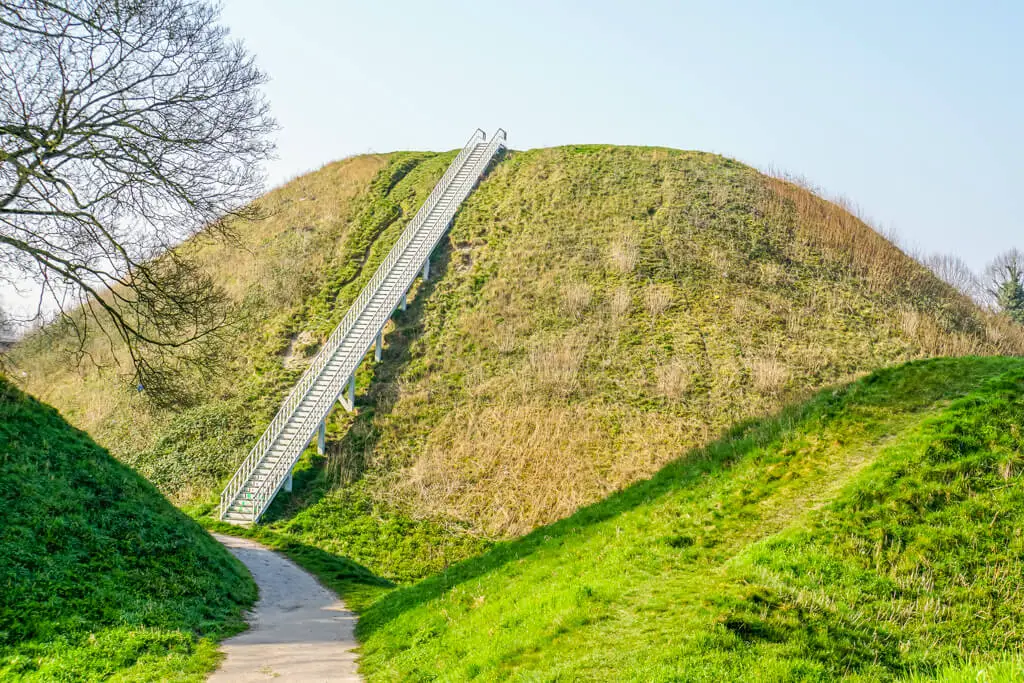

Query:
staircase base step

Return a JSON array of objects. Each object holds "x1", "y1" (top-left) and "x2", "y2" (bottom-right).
[
  {"x1": 217, "y1": 129, "x2": 505, "y2": 531},
  {"x1": 221, "y1": 515, "x2": 255, "y2": 526}
]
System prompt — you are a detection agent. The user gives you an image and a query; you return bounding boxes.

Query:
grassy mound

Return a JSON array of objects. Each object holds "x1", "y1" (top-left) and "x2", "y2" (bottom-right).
[
  {"x1": 354, "y1": 357, "x2": 1024, "y2": 681},
  {"x1": 10, "y1": 146, "x2": 1023, "y2": 583},
  {"x1": 0, "y1": 377, "x2": 254, "y2": 681}
]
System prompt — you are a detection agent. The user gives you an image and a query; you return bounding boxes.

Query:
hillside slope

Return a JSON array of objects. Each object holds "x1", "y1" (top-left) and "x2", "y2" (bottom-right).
[
  {"x1": 11, "y1": 145, "x2": 1024, "y2": 582},
  {"x1": 355, "y1": 357, "x2": 1024, "y2": 681},
  {"x1": 0, "y1": 377, "x2": 255, "y2": 681}
]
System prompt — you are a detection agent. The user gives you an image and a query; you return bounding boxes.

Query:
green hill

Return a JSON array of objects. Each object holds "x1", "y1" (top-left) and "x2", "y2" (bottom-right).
[
  {"x1": 0, "y1": 377, "x2": 255, "y2": 681},
  {"x1": 10, "y1": 145, "x2": 1023, "y2": 585},
  {"x1": 355, "y1": 357, "x2": 1024, "y2": 681}
]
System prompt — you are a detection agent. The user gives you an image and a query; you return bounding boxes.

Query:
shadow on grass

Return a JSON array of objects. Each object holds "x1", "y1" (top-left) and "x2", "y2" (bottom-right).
[
  {"x1": 354, "y1": 356, "x2": 1022, "y2": 636},
  {"x1": 201, "y1": 518, "x2": 394, "y2": 597},
  {"x1": 351, "y1": 406, "x2": 793, "y2": 636}
]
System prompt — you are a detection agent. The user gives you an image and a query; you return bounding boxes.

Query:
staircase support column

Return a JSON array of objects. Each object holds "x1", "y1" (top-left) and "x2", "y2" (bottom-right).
[
  {"x1": 337, "y1": 373, "x2": 356, "y2": 413},
  {"x1": 216, "y1": 129, "x2": 506, "y2": 527}
]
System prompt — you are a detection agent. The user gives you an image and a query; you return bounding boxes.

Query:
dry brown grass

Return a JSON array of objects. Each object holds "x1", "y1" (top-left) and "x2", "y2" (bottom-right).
[
  {"x1": 899, "y1": 306, "x2": 921, "y2": 339},
  {"x1": 903, "y1": 305, "x2": 1024, "y2": 358},
  {"x1": 764, "y1": 175, "x2": 949, "y2": 299},
  {"x1": 608, "y1": 233, "x2": 639, "y2": 273},
  {"x1": 763, "y1": 174, "x2": 1024, "y2": 359},
  {"x1": 758, "y1": 261, "x2": 787, "y2": 287},
  {"x1": 495, "y1": 326, "x2": 518, "y2": 355},
  {"x1": 560, "y1": 280, "x2": 593, "y2": 320},
  {"x1": 194, "y1": 155, "x2": 386, "y2": 305},
  {"x1": 1000, "y1": 460, "x2": 1015, "y2": 482},
  {"x1": 644, "y1": 284, "x2": 672, "y2": 319},
  {"x1": 749, "y1": 356, "x2": 789, "y2": 395},
  {"x1": 528, "y1": 333, "x2": 588, "y2": 396},
  {"x1": 404, "y1": 401, "x2": 695, "y2": 535},
  {"x1": 984, "y1": 314, "x2": 1024, "y2": 355},
  {"x1": 608, "y1": 285, "x2": 632, "y2": 320},
  {"x1": 655, "y1": 358, "x2": 695, "y2": 399}
]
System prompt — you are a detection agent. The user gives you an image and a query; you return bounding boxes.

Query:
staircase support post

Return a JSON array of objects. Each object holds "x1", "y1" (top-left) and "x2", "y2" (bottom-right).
[
  {"x1": 217, "y1": 129, "x2": 507, "y2": 526},
  {"x1": 337, "y1": 373, "x2": 356, "y2": 413}
]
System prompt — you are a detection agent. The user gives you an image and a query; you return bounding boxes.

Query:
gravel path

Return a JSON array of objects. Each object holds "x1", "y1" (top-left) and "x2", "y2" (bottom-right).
[{"x1": 210, "y1": 533, "x2": 361, "y2": 682}]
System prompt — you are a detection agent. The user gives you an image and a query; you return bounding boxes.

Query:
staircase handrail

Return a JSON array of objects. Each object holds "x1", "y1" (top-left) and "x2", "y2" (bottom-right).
[
  {"x1": 219, "y1": 130, "x2": 487, "y2": 514},
  {"x1": 245, "y1": 129, "x2": 507, "y2": 520}
]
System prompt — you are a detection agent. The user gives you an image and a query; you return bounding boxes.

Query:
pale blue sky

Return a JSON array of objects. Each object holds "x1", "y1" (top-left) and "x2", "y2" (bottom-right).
[
  {"x1": 220, "y1": 0, "x2": 1022, "y2": 272},
  {"x1": 2, "y1": 1, "x2": 1020, "y2": 321}
]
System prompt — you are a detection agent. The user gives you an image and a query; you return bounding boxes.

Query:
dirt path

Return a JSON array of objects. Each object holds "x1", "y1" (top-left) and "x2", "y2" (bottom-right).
[{"x1": 210, "y1": 534, "x2": 361, "y2": 682}]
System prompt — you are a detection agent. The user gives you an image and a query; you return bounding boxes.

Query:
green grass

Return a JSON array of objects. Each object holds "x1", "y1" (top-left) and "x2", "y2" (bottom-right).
[
  {"x1": 239, "y1": 146, "x2": 1018, "y2": 585},
  {"x1": 11, "y1": 145, "x2": 1021, "y2": 586},
  {"x1": 907, "y1": 656, "x2": 1024, "y2": 682},
  {"x1": 0, "y1": 377, "x2": 256, "y2": 681},
  {"x1": 5, "y1": 146, "x2": 1024, "y2": 678},
  {"x1": 348, "y1": 357, "x2": 1024, "y2": 681}
]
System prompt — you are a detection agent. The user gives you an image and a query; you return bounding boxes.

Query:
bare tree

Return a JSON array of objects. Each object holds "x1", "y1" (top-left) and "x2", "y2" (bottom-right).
[
  {"x1": 922, "y1": 252, "x2": 981, "y2": 301},
  {"x1": 0, "y1": 306, "x2": 14, "y2": 359},
  {"x1": 0, "y1": 0, "x2": 274, "y2": 399},
  {"x1": 984, "y1": 249, "x2": 1024, "y2": 323}
]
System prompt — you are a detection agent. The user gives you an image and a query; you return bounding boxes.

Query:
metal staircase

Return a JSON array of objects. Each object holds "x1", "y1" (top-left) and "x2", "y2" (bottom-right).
[{"x1": 219, "y1": 128, "x2": 507, "y2": 525}]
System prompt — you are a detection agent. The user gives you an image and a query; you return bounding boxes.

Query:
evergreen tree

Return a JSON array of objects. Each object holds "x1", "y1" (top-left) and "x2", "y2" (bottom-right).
[
  {"x1": 986, "y1": 250, "x2": 1024, "y2": 324},
  {"x1": 995, "y1": 266, "x2": 1024, "y2": 324}
]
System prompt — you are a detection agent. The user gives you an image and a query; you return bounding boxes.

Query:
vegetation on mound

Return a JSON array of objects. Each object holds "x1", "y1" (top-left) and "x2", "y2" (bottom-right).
[
  {"x1": 274, "y1": 145, "x2": 1021, "y2": 550},
  {"x1": 10, "y1": 150, "x2": 440, "y2": 495},
  {"x1": 10, "y1": 146, "x2": 1024, "y2": 585},
  {"x1": 352, "y1": 357, "x2": 1024, "y2": 681},
  {"x1": 0, "y1": 378, "x2": 255, "y2": 681}
]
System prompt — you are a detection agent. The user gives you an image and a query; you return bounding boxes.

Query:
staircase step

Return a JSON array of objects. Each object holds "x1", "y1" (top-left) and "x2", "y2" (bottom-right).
[{"x1": 221, "y1": 129, "x2": 504, "y2": 524}]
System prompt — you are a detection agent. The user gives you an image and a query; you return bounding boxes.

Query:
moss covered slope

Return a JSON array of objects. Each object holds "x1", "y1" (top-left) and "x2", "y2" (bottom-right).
[{"x1": 0, "y1": 378, "x2": 254, "y2": 681}]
